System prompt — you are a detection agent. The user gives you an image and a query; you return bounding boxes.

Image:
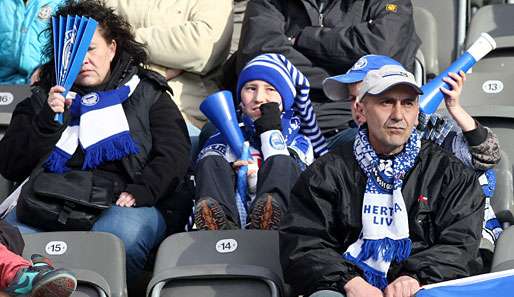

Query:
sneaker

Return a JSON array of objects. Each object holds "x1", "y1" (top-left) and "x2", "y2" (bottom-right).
[
  {"x1": 5, "y1": 254, "x2": 77, "y2": 297},
  {"x1": 194, "y1": 197, "x2": 229, "y2": 230},
  {"x1": 249, "y1": 194, "x2": 282, "y2": 230}
]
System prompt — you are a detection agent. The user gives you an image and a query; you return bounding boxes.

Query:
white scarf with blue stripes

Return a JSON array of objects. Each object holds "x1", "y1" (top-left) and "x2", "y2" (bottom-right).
[
  {"x1": 44, "y1": 75, "x2": 141, "y2": 173},
  {"x1": 344, "y1": 127, "x2": 420, "y2": 289}
]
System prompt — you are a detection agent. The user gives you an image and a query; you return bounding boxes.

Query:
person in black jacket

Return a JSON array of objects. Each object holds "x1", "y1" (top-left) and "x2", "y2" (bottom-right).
[
  {"x1": 224, "y1": 0, "x2": 420, "y2": 145},
  {"x1": 280, "y1": 64, "x2": 484, "y2": 297},
  {"x1": 0, "y1": 0, "x2": 191, "y2": 282}
]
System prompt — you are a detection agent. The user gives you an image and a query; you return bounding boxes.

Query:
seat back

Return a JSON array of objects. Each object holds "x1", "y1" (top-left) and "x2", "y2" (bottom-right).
[
  {"x1": 491, "y1": 226, "x2": 514, "y2": 272},
  {"x1": 22, "y1": 231, "x2": 127, "y2": 297},
  {"x1": 491, "y1": 151, "x2": 514, "y2": 226},
  {"x1": 456, "y1": 71, "x2": 514, "y2": 168},
  {"x1": 0, "y1": 84, "x2": 31, "y2": 137},
  {"x1": 413, "y1": 6, "x2": 439, "y2": 80},
  {"x1": 0, "y1": 85, "x2": 30, "y2": 203},
  {"x1": 412, "y1": 0, "x2": 467, "y2": 73},
  {"x1": 147, "y1": 230, "x2": 285, "y2": 297},
  {"x1": 466, "y1": 4, "x2": 514, "y2": 72}
]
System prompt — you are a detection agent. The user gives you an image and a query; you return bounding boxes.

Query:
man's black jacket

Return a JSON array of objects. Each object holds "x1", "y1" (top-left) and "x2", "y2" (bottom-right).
[
  {"x1": 226, "y1": 0, "x2": 421, "y2": 133},
  {"x1": 280, "y1": 140, "x2": 484, "y2": 295}
]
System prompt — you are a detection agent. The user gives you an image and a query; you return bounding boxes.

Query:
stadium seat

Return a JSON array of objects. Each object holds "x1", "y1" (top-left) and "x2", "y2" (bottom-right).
[
  {"x1": 147, "y1": 230, "x2": 287, "y2": 297},
  {"x1": 0, "y1": 84, "x2": 30, "y2": 139},
  {"x1": 413, "y1": 6, "x2": 439, "y2": 80},
  {"x1": 412, "y1": 0, "x2": 468, "y2": 73},
  {"x1": 466, "y1": 4, "x2": 514, "y2": 73},
  {"x1": 455, "y1": 71, "x2": 514, "y2": 168},
  {"x1": 491, "y1": 151, "x2": 514, "y2": 226},
  {"x1": 491, "y1": 226, "x2": 514, "y2": 272},
  {"x1": 22, "y1": 231, "x2": 127, "y2": 297},
  {"x1": 0, "y1": 85, "x2": 30, "y2": 203}
]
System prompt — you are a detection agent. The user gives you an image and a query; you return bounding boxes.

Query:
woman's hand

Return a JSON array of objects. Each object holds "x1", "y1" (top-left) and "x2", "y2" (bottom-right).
[
  {"x1": 116, "y1": 192, "x2": 136, "y2": 207},
  {"x1": 47, "y1": 86, "x2": 67, "y2": 113}
]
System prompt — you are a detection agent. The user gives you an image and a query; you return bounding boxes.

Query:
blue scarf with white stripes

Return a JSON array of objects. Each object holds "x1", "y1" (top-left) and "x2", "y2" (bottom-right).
[
  {"x1": 44, "y1": 75, "x2": 140, "y2": 173},
  {"x1": 344, "y1": 127, "x2": 420, "y2": 289}
]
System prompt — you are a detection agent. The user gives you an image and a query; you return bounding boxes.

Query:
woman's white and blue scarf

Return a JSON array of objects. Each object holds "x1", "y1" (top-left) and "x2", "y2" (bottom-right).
[
  {"x1": 44, "y1": 75, "x2": 141, "y2": 173},
  {"x1": 344, "y1": 127, "x2": 421, "y2": 289}
]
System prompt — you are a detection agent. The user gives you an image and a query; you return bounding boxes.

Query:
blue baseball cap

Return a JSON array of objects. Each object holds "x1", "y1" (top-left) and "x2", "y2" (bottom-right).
[{"x1": 323, "y1": 55, "x2": 402, "y2": 101}]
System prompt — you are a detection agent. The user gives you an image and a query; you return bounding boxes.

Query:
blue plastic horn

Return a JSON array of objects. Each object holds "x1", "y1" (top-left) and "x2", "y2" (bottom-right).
[
  {"x1": 419, "y1": 32, "x2": 496, "y2": 114},
  {"x1": 200, "y1": 90, "x2": 245, "y2": 157}
]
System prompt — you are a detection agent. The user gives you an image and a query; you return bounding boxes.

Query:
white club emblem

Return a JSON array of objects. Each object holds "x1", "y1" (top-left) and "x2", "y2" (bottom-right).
[{"x1": 352, "y1": 57, "x2": 368, "y2": 70}]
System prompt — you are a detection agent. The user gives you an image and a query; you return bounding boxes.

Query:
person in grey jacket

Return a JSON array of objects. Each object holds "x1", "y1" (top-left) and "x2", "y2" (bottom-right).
[{"x1": 224, "y1": 0, "x2": 420, "y2": 144}]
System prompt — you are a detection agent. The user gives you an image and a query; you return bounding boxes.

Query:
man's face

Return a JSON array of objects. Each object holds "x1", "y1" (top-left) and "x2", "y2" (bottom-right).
[{"x1": 357, "y1": 84, "x2": 419, "y2": 155}]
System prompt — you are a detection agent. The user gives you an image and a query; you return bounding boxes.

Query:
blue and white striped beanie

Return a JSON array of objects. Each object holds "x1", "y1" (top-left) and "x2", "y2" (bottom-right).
[{"x1": 236, "y1": 53, "x2": 328, "y2": 157}]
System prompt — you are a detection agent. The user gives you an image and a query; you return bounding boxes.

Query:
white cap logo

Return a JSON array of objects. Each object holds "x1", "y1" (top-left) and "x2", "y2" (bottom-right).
[{"x1": 352, "y1": 57, "x2": 368, "y2": 70}]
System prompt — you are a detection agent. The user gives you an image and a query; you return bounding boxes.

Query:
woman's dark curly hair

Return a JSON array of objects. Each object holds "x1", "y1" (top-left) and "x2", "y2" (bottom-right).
[{"x1": 38, "y1": 0, "x2": 147, "y2": 88}]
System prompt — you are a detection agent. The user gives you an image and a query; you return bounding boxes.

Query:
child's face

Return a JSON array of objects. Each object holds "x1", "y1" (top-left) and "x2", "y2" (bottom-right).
[{"x1": 240, "y1": 80, "x2": 283, "y2": 120}]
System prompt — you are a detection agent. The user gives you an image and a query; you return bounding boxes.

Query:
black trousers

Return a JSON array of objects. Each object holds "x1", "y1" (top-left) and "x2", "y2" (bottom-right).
[{"x1": 195, "y1": 155, "x2": 301, "y2": 226}]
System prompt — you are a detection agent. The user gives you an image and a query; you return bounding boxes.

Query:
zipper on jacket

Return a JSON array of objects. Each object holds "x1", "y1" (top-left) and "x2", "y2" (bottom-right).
[{"x1": 318, "y1": 1, "x2": 325, "y2": 27}]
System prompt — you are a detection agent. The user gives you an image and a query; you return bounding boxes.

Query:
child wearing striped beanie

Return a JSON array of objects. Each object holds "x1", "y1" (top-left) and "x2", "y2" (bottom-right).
[{"x1": 194, "y1": 53, "x2": 327, "y2": 230}]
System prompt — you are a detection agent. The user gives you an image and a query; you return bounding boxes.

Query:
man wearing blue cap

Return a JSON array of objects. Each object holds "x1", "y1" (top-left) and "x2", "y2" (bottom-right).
[
  {"x1": 322, "y1": 55, "x2": 402, "y2": 149},
  {"x1": 280, "y1": 64, "x2": 484, "y2": 297}
]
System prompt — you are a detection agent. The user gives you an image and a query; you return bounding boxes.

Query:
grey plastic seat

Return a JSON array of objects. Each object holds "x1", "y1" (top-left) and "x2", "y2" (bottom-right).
[
  {"x1": 22, "y1": 231, "x2": 127, "y2": 297},
  {"x1": 412, "y1": 0, "x2": 467, "y2": 73},
  {"x1": 491, "y1": 151, "x2": 514, "y2": 226},
  {"x1": 147, "y1": 230, "x2": 286, "y2": 297},
  {"x1": 491, "y1": 226, "x2": 514, "y2": 272},
  {"x1": 413, "y1": 6, "x2": 439, "y2": 80},
  {"x1": 0, "y1": 84, "x2": 31, "y2": 137},
  {"x1": 455, "y1": 71, "x2": 514, "y2": 168},
  {"x1": 466, "y1": 4, "x2": 514, "y2": 73},
  {"x1": 0, "y1": 84, "x2": 30, "y2": 203}
]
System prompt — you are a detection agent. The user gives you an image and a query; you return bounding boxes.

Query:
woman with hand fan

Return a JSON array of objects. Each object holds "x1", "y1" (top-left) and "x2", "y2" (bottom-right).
[{"x1": 0, "y1": 0, "x2": 191, "y2": 283}]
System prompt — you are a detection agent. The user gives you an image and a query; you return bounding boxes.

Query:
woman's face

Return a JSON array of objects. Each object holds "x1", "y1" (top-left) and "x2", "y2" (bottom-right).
[{"x1": 76, "y1": 28, "x2": 116, "y2": 87}]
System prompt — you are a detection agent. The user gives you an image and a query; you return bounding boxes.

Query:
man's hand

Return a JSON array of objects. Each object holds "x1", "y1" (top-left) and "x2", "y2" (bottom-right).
[
  {"x1": 116, "y1": 192, "x2": 136, "y2": 207},
  {"x1": 383, "y1": 276, "x2": 420, "y2": 297},
  {"x1": 440, "y1": 71, "x2": 476, "y2": 132},
  {"x1": 165, "y1": 68, "x2": 184, "y2": 80},
  {"x1": 344, "y1": 277, "x2": 383, "y2": 297}
]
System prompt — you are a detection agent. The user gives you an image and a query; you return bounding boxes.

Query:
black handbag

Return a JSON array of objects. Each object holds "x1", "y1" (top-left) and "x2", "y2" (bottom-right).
[{"x1": 16, "y1": 168, "x2": 119, "y2": 231}]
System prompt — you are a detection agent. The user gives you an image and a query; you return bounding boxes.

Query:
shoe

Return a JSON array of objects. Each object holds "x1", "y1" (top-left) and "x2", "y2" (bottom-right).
[
  {"x1": 249, "y1": 194, "x2": 282, "y2": 230},
  {"x1": 194, "y1": 197, "x2": 229, "y2": 230},
  {"x1": 5, "y1": 254, "x2": 77, "y2": 297}
]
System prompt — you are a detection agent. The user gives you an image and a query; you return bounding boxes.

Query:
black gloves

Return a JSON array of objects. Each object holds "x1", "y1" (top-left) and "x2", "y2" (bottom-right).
[{"x1": 254, "y1": 102, "x2": 282, "y2": 135}]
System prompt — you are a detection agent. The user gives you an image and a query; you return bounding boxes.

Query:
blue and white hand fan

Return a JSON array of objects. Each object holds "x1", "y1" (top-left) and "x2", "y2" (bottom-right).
[{"x1": 52, "y1": 15, "x2": 97, "y2": 124}]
